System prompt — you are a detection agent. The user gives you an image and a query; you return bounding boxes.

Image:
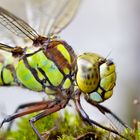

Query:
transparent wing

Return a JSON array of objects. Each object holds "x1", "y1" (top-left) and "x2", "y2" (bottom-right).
[
  {"x1": 75, "y1": 91, "x2": 128, "y2": 139},
  {"x1": 25, "y1": 0, "x2": 81, "y2": 36},
  {"x1": 0, "y1": 28, "x2": 15, "y2": 46},
  {"x1": 0, "y1": 42, "x2": 24, "y2": 58},
  {"x1": 0, "y1": 43, "x2": 14, "y2": 53},
  {"x1": 84, "y1": 95, "x2": 129, "y2": 133},
  {"x1": 0, "y1": 6, "x2": 39, "y2": 41},
  {"x1": 48, "y1": 0, "x2": 81, "y2": 34},
  {"x1": 94, "y1": 103, "x2": 129, "y2": 132}
]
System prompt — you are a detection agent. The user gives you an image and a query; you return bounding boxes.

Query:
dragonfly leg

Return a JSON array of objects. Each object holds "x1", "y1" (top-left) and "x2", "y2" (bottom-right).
[
  {"x1": 74, "y1": 90, "x2": 128, "y2": 140},
  {"x1": 0, "y1": 99, "x2": 58, "y2": 129},
  {"x1": 7, "y1": 101, "x2": 52, "y2": 131},
  {"x1": 29, "y1": 99, "x2": 69, "y2": 140}
]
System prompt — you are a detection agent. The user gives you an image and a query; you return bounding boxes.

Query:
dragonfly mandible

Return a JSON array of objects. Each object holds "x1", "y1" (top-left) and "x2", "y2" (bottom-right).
[{"x1": 0, "y1": 0, "x2": 129, "y2": 139}]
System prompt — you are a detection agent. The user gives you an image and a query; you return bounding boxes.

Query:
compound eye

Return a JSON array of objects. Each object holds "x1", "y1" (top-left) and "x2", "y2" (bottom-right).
[
  {"x1": 88, "y1": 67, "x2": 92, "y2": 71},
  {"x1": 76, "y1": 58, "x2": 100, "y2": 93}
]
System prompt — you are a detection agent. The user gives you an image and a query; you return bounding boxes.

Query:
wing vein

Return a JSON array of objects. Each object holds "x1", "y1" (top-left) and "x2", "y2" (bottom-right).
[
  {"x1": 0, "y1": 6, "x2": 39, "y2": 40},
  {"x1": 0, "y1": 14, "x2": 34, "y2": 40}
]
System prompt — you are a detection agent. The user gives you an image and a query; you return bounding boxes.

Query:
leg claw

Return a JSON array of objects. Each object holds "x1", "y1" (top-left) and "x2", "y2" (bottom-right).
[{"x1": 41, "y1": 126, "x2": 57, "y2": 139}]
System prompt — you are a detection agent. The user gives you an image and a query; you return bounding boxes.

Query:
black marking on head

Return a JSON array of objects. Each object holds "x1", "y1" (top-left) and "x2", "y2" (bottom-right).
[
  {"x1": 87, "y1": 75, "x2": 90, "y2": 80},
  {"x1": 83, "y1": 53, "x2": 88, "y2": 55},
  {"x1": 93, "y1": 67, "x2": 97, "y2": 72},
  {"x1": 99, "y1": 86, "x2": 107, "y2": 100},
  {"x1": 91, "y1": 73, "x2": 94, "y2": 79},
  {"x1": 98, "y1": 58, "x2": 106, "y2": 65},
  {"x1": 88, "y1": 67, "x2": 92, "y2": 71},
  {"x1": 95, "y1": 73, "x2": 98, "y2": 79},
  {"x1": 106, "y1": 59, "x2": 114, "y2": 66},
  {"x1": 89, "y1": 82, "x2": 92, "y2": 85},
  {"x1": 93, "y1": 81, "x2": 96, "y2": 85}
]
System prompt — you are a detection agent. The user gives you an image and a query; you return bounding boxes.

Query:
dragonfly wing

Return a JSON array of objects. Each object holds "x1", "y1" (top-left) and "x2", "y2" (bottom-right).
[
  {"x1": 95, "y1": 103, "x2": 129, "y2": 132},
  {"x1": 24, "y1": 0, "x2": 81, "y2": 36},
  {"x1": 0, "y1": 0, "x2": 81, "y2": 39},
  {"x1": 48, "y1": 0, "x2": 81, "y2": 34},
  {"x1": 0, "y1": 43, "x2": 14, "y2": 53},
  {"x1": 0, "y1": 6, "x2": 39, "y2": 41},
  {"x1": 0, "y1": 43, "x2": 24, "y2": 57}
]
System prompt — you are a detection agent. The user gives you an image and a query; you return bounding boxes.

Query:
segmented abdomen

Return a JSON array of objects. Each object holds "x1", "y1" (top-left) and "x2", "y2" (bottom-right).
[
  {"x1": 16, "y1": 40, "x2": 76, "y2": 94},
  {"x1": 0, "y1": 54, "x2": 15, "y2": 85}
]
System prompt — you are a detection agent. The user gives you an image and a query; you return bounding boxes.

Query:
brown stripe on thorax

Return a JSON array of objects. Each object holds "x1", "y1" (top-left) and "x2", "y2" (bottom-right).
[{"x1": 44, "y1": 40, "x2": 77, "y2": 73}]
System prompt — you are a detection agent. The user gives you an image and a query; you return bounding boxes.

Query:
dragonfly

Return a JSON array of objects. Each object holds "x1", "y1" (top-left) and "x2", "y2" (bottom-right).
[{"x1": 0, "y1": 0, "x2": 129, "y2": 139}]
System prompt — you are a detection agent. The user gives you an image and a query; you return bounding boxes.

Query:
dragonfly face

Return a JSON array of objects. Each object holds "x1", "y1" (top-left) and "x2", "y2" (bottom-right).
[{"x1": 76, "y1": 53, "x2": 116, "y2": 103}]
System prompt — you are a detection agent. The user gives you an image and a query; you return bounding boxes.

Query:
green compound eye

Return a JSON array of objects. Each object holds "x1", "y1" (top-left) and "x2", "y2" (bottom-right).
[
  {"x1": 76, "y1": 53, "x2": 116, "y2": 103},
  {"x1": 100, "y1": 61, "x2": 116, "y2": 92},
  {"x1": 76, "y1": 57, "x2": 100, "y2": 93}
]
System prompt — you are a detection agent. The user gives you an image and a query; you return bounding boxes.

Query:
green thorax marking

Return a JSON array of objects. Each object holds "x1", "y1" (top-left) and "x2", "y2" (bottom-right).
[
  {"x1": 0, "y1": 54, "x2": 15, "y2": 85},
  {"x1": 16, "y1": 40, "x2": 76, "y2": 93}
]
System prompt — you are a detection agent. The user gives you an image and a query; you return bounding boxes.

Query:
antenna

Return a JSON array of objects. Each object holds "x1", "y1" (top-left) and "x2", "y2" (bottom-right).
[{"x1": 105, "y1": 49, "x2": 113, "y2": 60}]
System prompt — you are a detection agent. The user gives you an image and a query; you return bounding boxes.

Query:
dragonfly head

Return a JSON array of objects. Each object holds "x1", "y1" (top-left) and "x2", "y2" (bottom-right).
[{"x1": 76, "y1": 53, "x2": 116, "y2": 103}]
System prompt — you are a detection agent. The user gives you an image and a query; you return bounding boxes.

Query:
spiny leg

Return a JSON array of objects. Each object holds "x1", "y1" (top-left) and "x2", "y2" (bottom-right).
[
  {"x1": 7, "y1": 101, "x2": 52, "y2": 131},
  {"x1": 0, "y1": 99, "x2": 58, "y2": 129},
  {"x1": 74, "y1": 90, "x2": 128, "y2": 140},
  {"x1": 29, "y1": 99, "x2": 69, "y2": 140}
]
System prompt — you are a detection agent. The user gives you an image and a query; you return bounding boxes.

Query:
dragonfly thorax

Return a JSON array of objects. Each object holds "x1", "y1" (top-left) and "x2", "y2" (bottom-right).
[
  {"x1": 16, "y1": 40, "x2": 77, "y2": 94},
  {"x1": 33, "y1": 36, "x2": 50, "y2": 47}
]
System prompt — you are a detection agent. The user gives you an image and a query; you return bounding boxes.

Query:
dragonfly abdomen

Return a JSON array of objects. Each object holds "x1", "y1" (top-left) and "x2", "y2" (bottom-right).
[
  {"x1": 0, "y1": 54, "x2": 15, "y2": 85},
  {"x1": 16, "y1": 40, "x2": 76, "y2": 94}
]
